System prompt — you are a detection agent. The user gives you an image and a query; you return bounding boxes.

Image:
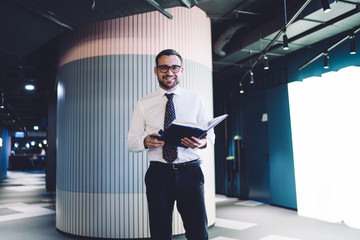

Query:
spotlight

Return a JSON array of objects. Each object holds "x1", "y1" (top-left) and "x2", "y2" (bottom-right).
[
  {"x1": 324, "y1": 51, "x2": 329, "y2": 69},
  {"x1": 263, "y1": 54, "x2": 269, "y2": 70},
  {"x1": 283, "y1": 32, "x2": 289, "y2": 50},
  {"x1": 33, "y1": 125, "x2": 39, "y2": 131},
  {"x1": 321, "y1": 0, "x2": 331, "y2": 13},
  {"x1": 250, "y1": 70, "x2": 254, "y2": 84},
  {"x1": 350, "y1": 34, "x2": 356, "y2": 55},
  {"x1": 25, "y1": 84, "x2": 35, "y2": 91},
  {"x1": 0, "y1": 91, "x2": 4, "y2": 108},
  {"x1": 239, "y1": 81, "x2": 245, "y2": 94}
]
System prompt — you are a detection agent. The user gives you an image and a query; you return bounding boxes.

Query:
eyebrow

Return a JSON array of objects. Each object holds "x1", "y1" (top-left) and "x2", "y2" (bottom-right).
[{"x1": 158, "y1": 65, "x2": 181, "y2": 67}]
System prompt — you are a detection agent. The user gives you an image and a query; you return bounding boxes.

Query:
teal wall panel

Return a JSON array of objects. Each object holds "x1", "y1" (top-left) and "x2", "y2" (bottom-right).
[
  {"x1": 0, "y1": 127, "x2": 9, "y2": 180},
  {"x1": 267, "y1": 85, "x2": 297, "y2": 209}
]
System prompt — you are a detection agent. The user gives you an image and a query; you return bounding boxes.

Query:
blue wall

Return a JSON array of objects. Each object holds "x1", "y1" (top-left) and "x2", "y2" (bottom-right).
[
  {"x1": 267, "y1": 85, "x2": 296, "y2": 208},
  {"x1": 213, "y1": 69, "x2": 297, "y2": 209},
  {"x1": 213, "y1": 28, "x2": 360, "y2": 210},
  {"x1": 0, "y1": 127, "x2": 9, "y2": 181}
]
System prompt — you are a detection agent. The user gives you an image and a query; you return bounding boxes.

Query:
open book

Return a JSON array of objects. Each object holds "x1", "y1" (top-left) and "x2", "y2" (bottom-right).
[{"x1": 151, "y1": 114, "x2": 228, "y2": 147}]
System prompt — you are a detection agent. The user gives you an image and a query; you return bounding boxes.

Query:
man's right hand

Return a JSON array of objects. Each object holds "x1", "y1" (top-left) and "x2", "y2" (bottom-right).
[{"x1": 144, "y1": 134, "x2": 165, "y2": 149}]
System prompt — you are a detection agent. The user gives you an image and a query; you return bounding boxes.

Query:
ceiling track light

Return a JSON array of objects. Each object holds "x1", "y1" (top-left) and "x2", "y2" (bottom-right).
[
  {"x1": 324, "y1": 51, "x2": 329, "y2": 69},
  {"x1": 350, "y1": 34, "x2": 356, "y2": 54},
  {"x1": 240, "y1": 0, "x2": 313, "y2": 86},
  {"x1": 263, "y1": 54, "x2": 269, "y2": 70},
  {"x1": 283, "y1": 0, "x2": 289, "y2": 51},
  {"x1": 299, "y1": 26, "x2": 360, "y2": 70},
  {"x1": 283, "y1": 31, "x2": 289, "y2": 50},
  {"x1": 0, "y1": 91, "x2": 4, "y2": 108},
  {"x1": 25, "y1": 84, "x2": 35, "y2": 91},
  {"x1": 250, "y1": 70, "x2": 254, "y2": 84},
  {"x1": 239, "y1": 81, "x2": 245, "y2": 94},
  {"x1": 321, "y1": 0, "x2": 331, "y2": 13}
]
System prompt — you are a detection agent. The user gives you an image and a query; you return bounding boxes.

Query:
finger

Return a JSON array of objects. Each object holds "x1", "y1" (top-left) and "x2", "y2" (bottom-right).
[
  {"x1": 191, "y1": 136, "x2": 201, "y2": 143},
  {"x1": 152, "y1": 140, "x2": 164, "y2": 148},
  {"x1": 181, "y1": 138, "x2": 198, "y2": 149}
]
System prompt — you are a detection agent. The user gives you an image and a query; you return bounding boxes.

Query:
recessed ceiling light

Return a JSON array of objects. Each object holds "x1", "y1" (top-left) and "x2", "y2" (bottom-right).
[
  {"x1": 33, "y1": 125, "x2": 39, "y2": 130},
  {"x1": 25, "y1": 84, "x2": 35, "y2": 91}
]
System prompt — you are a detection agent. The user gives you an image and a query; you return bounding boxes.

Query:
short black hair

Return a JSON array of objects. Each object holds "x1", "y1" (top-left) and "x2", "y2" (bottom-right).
[{"x1": 155, "y1": 49, "x2": 183, "y2": 66}]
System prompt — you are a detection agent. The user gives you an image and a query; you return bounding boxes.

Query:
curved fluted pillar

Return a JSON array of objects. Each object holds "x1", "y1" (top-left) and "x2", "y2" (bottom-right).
[{"x1": 56, "y1": 6, "x2": 214, "y2": 239}]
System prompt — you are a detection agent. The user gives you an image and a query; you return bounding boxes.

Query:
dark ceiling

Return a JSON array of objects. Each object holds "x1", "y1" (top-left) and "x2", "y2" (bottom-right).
[{"x1": 1, "y1": 0, "x2": 360, "y2": 133}]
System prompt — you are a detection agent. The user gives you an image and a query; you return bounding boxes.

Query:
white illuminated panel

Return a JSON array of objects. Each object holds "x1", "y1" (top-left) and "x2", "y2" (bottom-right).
[{"x1": 288, "y1": 66, "x2": 360, "y2": 229}]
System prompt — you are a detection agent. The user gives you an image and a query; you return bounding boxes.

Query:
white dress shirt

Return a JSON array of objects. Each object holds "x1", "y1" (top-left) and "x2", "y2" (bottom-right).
[{"x1": 127, "y1": 87, "x2": 215, "y2": 163}]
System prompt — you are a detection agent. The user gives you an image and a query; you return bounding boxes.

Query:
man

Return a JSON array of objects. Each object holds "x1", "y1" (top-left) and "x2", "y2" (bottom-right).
[{"x1": 127, "y1": 49, "x2": 215, "y2": 240}]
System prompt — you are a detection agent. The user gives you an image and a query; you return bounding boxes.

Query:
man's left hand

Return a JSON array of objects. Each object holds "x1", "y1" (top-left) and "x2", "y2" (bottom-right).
[{"x1": 181, "y1": 134, "x2": 207, "y2": 149}]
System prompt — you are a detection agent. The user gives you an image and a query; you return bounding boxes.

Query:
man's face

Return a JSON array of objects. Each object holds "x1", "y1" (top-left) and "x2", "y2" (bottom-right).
[{"x1": 154, "y1": 55, "x2": 183, "y2": 91}]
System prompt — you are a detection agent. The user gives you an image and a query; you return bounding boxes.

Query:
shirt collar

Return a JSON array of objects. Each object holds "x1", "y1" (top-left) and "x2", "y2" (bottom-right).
[{"x1": 158, "y1": 86, "x2": 182, "y2": 97}]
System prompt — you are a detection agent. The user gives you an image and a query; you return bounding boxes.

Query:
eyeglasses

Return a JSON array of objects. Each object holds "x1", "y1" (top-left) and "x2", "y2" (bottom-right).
[{"x1": 157, "y1": 65, "x2": 181, "y2": 73}]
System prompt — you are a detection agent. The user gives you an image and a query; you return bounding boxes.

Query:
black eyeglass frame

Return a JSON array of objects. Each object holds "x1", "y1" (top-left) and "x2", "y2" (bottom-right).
[{"x1": 157, "y1": 65, "x2": 182, "y2": 73}]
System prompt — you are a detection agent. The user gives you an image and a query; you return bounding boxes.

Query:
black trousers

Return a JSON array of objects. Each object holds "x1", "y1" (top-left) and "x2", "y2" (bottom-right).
[{"x1": 145, "y1": 161, "x2": 208, "y2": 240}]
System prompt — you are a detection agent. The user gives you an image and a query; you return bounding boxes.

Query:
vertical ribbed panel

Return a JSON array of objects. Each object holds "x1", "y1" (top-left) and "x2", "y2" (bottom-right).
[
  {"x1": 57, "y1": 6, "x2": 214, "y2": 239},
  {"x1": 59, "y1": 7, "x2": 212, "y2": 70}
]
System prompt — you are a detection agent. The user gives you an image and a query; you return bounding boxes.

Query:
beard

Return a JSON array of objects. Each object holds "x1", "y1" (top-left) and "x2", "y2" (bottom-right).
[{"x1": 157, "y1": 74, "x2": 179, "y2": 90}]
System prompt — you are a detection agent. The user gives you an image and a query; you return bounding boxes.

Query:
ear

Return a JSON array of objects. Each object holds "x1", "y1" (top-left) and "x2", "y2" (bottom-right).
[
  {"x1": 154, "y1": 66, "x2": 158, "y2": 75},
  {"x1": 180, "y1": 66, "x2": 184, "y2": 74}
]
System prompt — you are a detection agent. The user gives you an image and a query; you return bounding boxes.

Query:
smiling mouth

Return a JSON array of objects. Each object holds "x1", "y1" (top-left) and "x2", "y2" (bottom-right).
[{"x1": 163, "y1": 77, "x2": 176, "y2": 83}]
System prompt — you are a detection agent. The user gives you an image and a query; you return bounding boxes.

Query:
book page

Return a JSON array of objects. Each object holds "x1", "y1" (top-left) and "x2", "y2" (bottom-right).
[
  {"x1": 171, "y1": 120, "x2": 201, "y2": 129},
  {"x1": 207, "y1": 114, "x2": 228, "y2": 131}
]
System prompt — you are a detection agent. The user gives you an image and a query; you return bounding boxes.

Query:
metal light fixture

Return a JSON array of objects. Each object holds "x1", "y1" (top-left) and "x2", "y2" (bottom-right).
[
  {"x1": 239, "y1": 81, "x2": 245, "y2": 94},
  {"x1": 299, "y1": 26, "x2": 360, "y2": 70},
  {"x1": 350, "y1": 34, "x2": 356, "y2": 55},
  {"x1": 250, "y1": 70, "x2": 254, "y2": 84},
  {"x1": 283, "y1": 32, "x2": 289, "y2": 50},
  {"x1": 321, "y1": 0, "x2": 331, "y2": 13},
  {"x1": 283, "y1": 1, "x2": 289, "y2": 50},
  {"x1": 0, "y1": 91, "x2": 4, "y2": 108},
  {"x1": 324, "y1": 51, "x2": 329, "y2": 69},
  {"x1": 263, "y1": 54, "x2": 269, "y2": 70}
]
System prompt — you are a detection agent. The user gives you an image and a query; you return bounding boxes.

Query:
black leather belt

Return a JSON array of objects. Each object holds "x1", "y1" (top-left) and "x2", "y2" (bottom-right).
[{"x1": 150, "y1": 160, "x2": 200, "y2": 170}]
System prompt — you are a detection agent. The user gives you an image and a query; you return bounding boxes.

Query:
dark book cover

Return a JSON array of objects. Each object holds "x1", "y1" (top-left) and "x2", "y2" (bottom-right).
[{"x1": 152, "y1": 114, "x2": 228, "y2": 147}]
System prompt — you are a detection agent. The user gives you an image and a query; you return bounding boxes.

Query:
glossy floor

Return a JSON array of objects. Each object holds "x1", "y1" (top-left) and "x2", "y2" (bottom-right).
[{"x1": 1, "y1": 171, "x2": 360, "y2": 240}]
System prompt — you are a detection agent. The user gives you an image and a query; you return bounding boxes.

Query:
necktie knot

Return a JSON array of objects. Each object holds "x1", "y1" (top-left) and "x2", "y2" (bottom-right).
[{"x1": 165, "y1": 93, "x2": 174, "y2": 100}]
